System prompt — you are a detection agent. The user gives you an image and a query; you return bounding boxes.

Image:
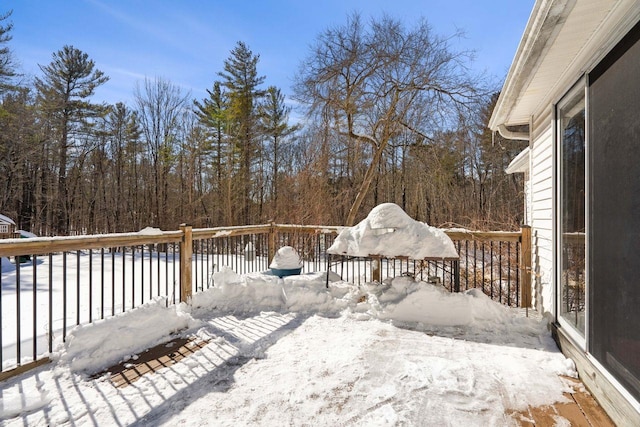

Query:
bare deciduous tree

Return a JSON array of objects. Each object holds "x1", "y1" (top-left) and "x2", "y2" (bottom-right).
[
  {"x1": 295, "y1": 13, "x2": 485, "y2": 225},
  {"x1": 135, "y1": 76, "x2": 190, "y2": 229}
]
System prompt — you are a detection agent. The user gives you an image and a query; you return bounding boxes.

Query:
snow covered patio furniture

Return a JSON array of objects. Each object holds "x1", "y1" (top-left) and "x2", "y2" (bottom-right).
[
  {"x1": 269, "y1": 246, "x2": 303, "y2": 278},
  {"x1": 325, "y1": 203, "x2": 460, "y2": 289}
]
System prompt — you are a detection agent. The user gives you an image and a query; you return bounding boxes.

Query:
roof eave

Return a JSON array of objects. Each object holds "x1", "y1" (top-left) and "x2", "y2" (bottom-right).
[
  {"x1": 489, "y1": 0, "x2": 576, "y2": 130},
  {"x1": 505, "y1": 147, "x2": 530, "y2": 174}
]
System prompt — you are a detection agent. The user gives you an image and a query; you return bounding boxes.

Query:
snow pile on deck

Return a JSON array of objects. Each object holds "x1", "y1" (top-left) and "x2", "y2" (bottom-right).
[
  {"x1": 327, "y1": 203, "x2": 458, "y2": 259},
  {"x1": 368, "y1": 276, "x2": 511, "y2": 326},
  {"x1": 54, "y1": 271, "x2": 547, "y2": 375},
  {"x1": 57, "y1": 297, "x2": 193, "y2": 372}
]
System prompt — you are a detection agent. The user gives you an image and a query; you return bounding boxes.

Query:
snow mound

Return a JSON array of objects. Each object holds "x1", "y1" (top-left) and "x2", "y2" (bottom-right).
[
  {"x1": 189, "y1": 267, "x2": 346, "y2": 315},
  {"x1": 55, "y1": 297, "x2": 193, "y2": 373},
  {"x1": 327, "y1": 203, "x2": 458, "y2": 259},
  {"x1": 269, "y1": 246, "x2": 303, "y2": 269},
  {"x1": 370, "y1": 277, "x2": 510, "y2": 326},
  {"x1": 18, "y1": 230, "x2": 37, "y2": 238}
]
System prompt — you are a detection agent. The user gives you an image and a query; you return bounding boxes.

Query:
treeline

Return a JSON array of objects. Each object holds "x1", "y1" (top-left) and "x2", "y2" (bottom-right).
[{"x1": 0, "y1": 12, "x2": 526, "y2": 236}]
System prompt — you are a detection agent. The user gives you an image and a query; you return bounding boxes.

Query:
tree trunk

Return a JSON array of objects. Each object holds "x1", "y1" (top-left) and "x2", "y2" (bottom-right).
[{"x1": 346, "y1": 140, "x2": 388, "y2": 226}]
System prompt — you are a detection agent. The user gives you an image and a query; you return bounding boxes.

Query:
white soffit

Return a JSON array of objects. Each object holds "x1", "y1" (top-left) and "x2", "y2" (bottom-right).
[{"x1": 490, "y1": 0, "x2": 640, "y2": 129}]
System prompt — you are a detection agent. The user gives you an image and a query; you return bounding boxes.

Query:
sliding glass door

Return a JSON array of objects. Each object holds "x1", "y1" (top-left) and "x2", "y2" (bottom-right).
[
  {"x1": 557, "y1": 85, "x2": 586, "y2": 339},
  {"x1": 589, "y1": 20, "x2": 640, "y2": 402}
]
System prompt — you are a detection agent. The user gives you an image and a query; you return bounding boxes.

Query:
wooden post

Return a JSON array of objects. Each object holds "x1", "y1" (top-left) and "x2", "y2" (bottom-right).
[
  {"x1": 180, "y1": 224, "x2": 193, "y2": 303},
  {"x1": 372, "y1": 256, "x2": 381, "y2": 282},
  {"x1": 520, "y1": 225, "x2": 532, "y2": 309},
  {"x1": 268, "y1": 220, "x2": 276, "y2": 264}
]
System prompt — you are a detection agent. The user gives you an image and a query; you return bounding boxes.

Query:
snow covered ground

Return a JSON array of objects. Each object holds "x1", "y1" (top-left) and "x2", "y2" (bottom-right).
[{"x1": 0, "y1": 269, "x2": 577, "y2": 426}]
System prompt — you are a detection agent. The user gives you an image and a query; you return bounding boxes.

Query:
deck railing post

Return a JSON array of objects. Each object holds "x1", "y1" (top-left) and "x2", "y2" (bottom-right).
[
  {"x1": 372, "y1": 256, "x2": 381, "y2": 282},
  {"x1": 268, "y1": 221, "x2": 276, "y2": 263},
  {"x1": 453, "y1": 260, "x2": 460, "y2": 292},
  {"x1": 180, "y1": 224, "x2": 193, "y2": 303},
  {"x1": 520, "y1": 225, "x2": 532, "y2": 308}
]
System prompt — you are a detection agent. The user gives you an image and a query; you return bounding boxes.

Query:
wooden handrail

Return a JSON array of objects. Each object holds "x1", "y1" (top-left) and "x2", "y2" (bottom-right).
[
  {"x1": 0, "y1": 222, "x2": 531, "y2": 381},
  {"x1": 191, "y1": 224, "x2": 343, "y2": 241},
  {"x1": 444, "y1": 230, "x2": 522, "y2": 242},
  {"x1": 0, "y1": 231, "x2": 183, "y2": 257},
  {"x1": 192, "y1": 224, "x2": 273, "y2": 240},
  {"x1": 0, "y1": 225, "x2": 523, "y2": 256}
]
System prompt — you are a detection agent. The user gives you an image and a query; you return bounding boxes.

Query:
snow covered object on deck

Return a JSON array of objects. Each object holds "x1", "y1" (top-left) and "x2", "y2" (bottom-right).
[
  {"x1": 327, "y1": 203, "x2": 458, "y2": 259},
  {"x1": 270, "y1": 246, "x2": 303, "y2": 277}
]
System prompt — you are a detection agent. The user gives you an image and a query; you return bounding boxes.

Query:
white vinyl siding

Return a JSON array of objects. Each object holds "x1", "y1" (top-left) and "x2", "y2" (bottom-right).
[
  {"x1": 524, "y1": 172, "x2": 531, "y2": 224},
  {"x1": 529, "y1": 125, "x2": 555, "y2": 314}
]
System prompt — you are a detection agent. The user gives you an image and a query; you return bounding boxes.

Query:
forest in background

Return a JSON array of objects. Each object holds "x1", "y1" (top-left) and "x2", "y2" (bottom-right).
[{"x1": 0, "y1": 11, "x2": 527, "y2": 236}]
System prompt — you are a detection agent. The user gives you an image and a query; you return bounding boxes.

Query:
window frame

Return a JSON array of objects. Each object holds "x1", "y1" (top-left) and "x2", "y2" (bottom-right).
[{"x1": 555, "y1": 78, "x2": 589, "y2": 348}]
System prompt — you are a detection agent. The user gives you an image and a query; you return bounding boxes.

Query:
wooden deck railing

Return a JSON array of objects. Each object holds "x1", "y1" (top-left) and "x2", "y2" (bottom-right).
[{"x1": 0, "y1": 223, "x2": 531, "y2": 379}]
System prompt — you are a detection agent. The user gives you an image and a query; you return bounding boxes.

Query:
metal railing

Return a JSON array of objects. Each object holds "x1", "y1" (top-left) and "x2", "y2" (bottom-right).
[
  {"x1": 449, "y1": 230, "x2": 524, "y2": 307},
  {"x1": 0, "y1": 231, "x2": 183, "y2": 380},
  {"x1": 0, "y1": 223, "x2": 530, "y2": 379},
  {"x1": 326, "y1": 255, "x2": 460, "y2": 289}
]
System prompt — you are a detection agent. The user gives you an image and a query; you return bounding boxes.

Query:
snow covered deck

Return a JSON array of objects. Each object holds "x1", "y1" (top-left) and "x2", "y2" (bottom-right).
[
  {"x1": 0, "y1": 272, "x2": 604, "y2": 426},
  {"x1": 100, "y1": 337, "x2": 614, "y2": 427}
]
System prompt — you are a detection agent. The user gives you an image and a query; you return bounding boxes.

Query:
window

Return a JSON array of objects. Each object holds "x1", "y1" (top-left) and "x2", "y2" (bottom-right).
[
  {"x1": 557, "y1": 86, "x2": 586, "y2": 337},
  {"x1": 0, "y1": 224, "x2": 8, "y2": 234}
]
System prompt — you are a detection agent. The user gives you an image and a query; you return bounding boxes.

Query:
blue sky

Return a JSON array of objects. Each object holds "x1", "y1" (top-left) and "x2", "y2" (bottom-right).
[{"x1": 5, "y1": 0, "x2": 534, "y2": 107}]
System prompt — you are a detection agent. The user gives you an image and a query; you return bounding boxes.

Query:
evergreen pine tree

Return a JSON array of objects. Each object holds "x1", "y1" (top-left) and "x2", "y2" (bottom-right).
[
  {"x1": 0, "y1": 10, "x2": 16, "y2": 94},
  {"x1": 35, "y1": 45, "x2": 109, "y2": 234},
  {"x1": 218, "y1": 41, "x2": 266, "y2": 224},
  {"x1": 259, "y1": 86, "x2": 298, "y2": 217}
]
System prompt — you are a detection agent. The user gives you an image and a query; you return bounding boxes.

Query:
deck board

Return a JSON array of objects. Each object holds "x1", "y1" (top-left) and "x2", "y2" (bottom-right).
[
  {"x1": 94, "y1": 337, "x2": 210, "y2": 388},
  {"x1": 511, "y1": 377, "x2": 615, "y2": 426}
]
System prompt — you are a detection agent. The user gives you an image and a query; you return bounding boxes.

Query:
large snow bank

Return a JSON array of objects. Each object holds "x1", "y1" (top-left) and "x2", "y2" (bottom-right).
[
  {"x1": 327, "y1": 203, "x2": 458, "y2": 259},
  {"x1": 367, "y1": 277, "x2": 510, "y2": 326},
  {"x1": 54, "y1": 270, "x2": 559, "y2": 375},
  {"x1": 189, "y1": 267, "x2": 347, "y2": 315}
]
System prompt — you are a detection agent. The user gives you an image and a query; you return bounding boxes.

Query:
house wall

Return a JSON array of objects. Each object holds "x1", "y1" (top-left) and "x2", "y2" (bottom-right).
[
  {"x1": 527, "y1": 94, "x2": 640, "y2": 427},
  {"x1": 493, "y1": 2, "x2": 640, "y2": 424},
  {"x1": 529, "y1": 121, "x2": 554, "y2": 315},
  {"x1": 523, "y1": 171, "x2": 531, "y2": 226},
  {"x1": 0, "y1": 221, "x2": 17, "y2": 239}
]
